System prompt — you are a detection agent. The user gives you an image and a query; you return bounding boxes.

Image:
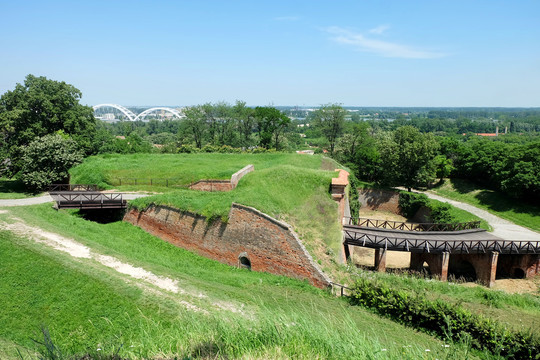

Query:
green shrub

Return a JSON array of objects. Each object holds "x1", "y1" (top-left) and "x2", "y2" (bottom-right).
[
  {"x1": 430, "y1": 203, "x2": 454, "y2": 223},
  {"x1": 349, "y1": 279, "x2": 540, "y2": 359},
  {"x1": 348, "y1": 173, "x2": 361, "y2": 222},
  {"x1": 398, "y1": 191, "x2": 428, "y2": 218}
]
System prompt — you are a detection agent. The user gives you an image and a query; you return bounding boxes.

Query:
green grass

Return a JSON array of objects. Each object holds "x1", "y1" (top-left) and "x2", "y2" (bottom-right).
[
  {"x1": 0, "y1": 178, "x2": 39, "y2": 199},
  {"x1": 0, "y1": 204, "x2": 484, "y2": 359},
  {"x1": 350, "y1": 268, "x2": 540, "y2": 333},
  {"x1": 70, "y1": 153, "x2": 323, "y2": 190},
  {"x1": 431, "y1": 179, "x2": 540, "y2": 232},
  {"x1": 427, "y1": 198, "x2": 492, "y2": 231}
]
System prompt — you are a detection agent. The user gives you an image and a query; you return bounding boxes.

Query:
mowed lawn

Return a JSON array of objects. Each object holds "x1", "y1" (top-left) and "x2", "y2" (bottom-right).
[
  {"x1": 0, "y1": 204, "x2": 482, "y2": 359},
  {"x1": 69, "y1": 153, "x2": 324, "y2": 190}
]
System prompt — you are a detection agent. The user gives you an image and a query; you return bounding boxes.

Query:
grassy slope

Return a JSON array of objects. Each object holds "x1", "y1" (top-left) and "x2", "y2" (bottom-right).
[
  {"x1": 0, "y1": 204, "x2": 480, "y2": 359},
  {"x1": 70, "y1": 153, "x2": 323, "y2": 190},
  {"x1": 431, "y1": 179, "x2": 540, "y2": 232}
]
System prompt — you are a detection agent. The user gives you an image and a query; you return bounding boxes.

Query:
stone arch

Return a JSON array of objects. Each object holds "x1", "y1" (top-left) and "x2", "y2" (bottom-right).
[
  {"x1": 238, "y1": 252, "x2": 251, "y2": 270},
  {"x1": 513, "y1": 268, "x2": 526, "y2": 279}
]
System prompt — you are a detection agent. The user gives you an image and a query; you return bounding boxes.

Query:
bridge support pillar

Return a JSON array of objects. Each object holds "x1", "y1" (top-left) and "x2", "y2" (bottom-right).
[
  {"x1": 342, "y1": 242, "x2": 351, "y2": 264},
  {"x1": 410, "y1": 252, "x2": 450, "y2": 281},
  {"x1": 374, "y1": 249, "x2": 387, "y2": 272},
  {"x1": 474, "y1": 252, "x2": 499, "y2": 288}
]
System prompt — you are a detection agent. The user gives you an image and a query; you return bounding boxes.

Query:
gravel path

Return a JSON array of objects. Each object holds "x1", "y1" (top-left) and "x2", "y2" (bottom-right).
[{"x1": 413, "y1": 190, "x2": 540, "y2": 241}]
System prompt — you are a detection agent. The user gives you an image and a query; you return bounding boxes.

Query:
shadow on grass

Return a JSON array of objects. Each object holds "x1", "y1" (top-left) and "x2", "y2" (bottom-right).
[
  {"x1": 0, "y1": 178, "x2": 38, "y2": 197},
  {"x1": 449, "y1": 179, "x2": 540, "y2": 217}
]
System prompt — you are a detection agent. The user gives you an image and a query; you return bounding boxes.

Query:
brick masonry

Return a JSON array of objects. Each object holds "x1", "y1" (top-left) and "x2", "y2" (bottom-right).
[
  {"x1": 124, "y1": 203, "x2": 331, "y2": 288},
  {"x1": 189, "y1": 164, "x2": 254, "y2": 192}
]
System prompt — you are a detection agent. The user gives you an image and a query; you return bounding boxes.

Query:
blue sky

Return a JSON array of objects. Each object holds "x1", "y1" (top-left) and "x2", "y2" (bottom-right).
[{"x1": 1, "y1": 0, "x2": 539, "y2": 107}]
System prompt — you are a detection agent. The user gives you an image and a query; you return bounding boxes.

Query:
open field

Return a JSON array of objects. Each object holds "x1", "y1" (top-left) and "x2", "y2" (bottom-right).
[
  {"x1": 431, "y1": 179, "x2": 540, "y2": 232},
  {"x1": 0, "y1": 204, "x2": 485, "y2": 359}
]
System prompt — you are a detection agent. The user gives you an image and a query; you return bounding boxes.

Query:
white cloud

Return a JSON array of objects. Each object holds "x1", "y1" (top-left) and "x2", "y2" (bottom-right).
[
  {"x1": 325, "y1": 26, "x2": 447, "y2": 59},
  {"x1": 274, "y1": 16, "x2": 300, "y2": 21},
  {"x1": 369, "y1": 25, "x2": 390, "y2": 35}
]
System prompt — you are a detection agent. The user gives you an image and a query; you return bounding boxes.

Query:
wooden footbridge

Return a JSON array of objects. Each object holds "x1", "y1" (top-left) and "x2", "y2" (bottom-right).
[
  {"x1": 343, "y1": 217, "x2": 540, "y2": 287},
  {"x1": 49, "y1": 184, "x2": 127, "y2": 210}
]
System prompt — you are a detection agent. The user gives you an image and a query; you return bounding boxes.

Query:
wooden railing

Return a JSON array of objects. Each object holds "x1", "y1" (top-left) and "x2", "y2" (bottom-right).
[
  {"x1": 343, "y1": 226, "x2": 540, "y2": 255},
  {"x1": 50, "y1": 192, "x2": 127, "y2": 209},
  {"x1": 344, "y1": 217, "x2": 481, "y2": 232}
]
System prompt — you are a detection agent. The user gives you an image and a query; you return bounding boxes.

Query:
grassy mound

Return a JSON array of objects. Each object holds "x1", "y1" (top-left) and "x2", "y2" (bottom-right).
[{"x1": 0, "y1": 205, "x2": 483, "y2": 359}]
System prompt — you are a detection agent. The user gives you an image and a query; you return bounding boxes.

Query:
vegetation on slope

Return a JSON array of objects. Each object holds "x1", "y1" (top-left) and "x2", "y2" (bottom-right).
[
  {"x1": 0, "y1": 204, "x2": 483, "y2": 359},
  {"x1": 431, "y1": 178, "x2": 540, "y2": 232}
]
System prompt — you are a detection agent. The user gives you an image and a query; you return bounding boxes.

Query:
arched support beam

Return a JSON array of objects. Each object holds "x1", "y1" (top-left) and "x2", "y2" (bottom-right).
[
  {"x1": 134, "y1": 107, "x2": 184, "y2": 121},
  {"x1": 93, "y1": 104, "x2": 137, "y2": 122}
]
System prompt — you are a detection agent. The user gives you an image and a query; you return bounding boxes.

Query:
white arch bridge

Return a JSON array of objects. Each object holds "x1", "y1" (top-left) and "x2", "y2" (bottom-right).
[{"x1": 93, "y1": 104, "x2": 184, "y2": 122}]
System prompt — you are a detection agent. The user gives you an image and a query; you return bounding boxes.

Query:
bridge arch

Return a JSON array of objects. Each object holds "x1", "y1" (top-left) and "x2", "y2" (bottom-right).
[
  {"x1": 93, "y1": 104, "x2": 137, "y2": 122},
  {"x1": 134, "y1": 107, "x2": 184, "y2": 121}
]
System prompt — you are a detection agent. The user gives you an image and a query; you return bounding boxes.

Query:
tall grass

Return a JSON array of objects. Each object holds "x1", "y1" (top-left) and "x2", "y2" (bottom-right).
[{"x1": 0, "y1": 207, "x2": 484, "y2": 359}]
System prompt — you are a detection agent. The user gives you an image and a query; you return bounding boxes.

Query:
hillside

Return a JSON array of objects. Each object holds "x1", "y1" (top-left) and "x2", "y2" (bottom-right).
[{"x1": 0, "y1": 204, "x2": 483, "y2": 359}]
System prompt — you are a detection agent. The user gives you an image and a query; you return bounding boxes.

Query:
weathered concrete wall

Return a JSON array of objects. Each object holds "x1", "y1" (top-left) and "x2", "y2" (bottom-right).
[
  {"x1": 124, "y1": 203, "x2": 331, "y2": 288},
  {"x1": 231, "y1": 164, "x2": 254, "y2": 188},
  {"x1": 358, "y1": 189, "x2": 400, "y2": 213}
]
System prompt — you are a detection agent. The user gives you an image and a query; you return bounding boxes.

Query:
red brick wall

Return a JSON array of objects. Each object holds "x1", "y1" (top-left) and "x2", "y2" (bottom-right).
[
  {"x1": 189, "y1": 180, "x2": 232, "y2": 192},
  {"x1": 124, "y1": 203, "x2": 331, "y2": 288}
]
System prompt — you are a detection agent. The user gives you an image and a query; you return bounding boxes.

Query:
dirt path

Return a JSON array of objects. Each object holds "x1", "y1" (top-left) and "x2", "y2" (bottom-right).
[{"x1": 400, "y1": 189, "x2": 540, "y2": 241}]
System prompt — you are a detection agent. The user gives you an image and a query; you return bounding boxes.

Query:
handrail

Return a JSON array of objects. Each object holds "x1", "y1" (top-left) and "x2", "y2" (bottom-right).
[{"x1": 343, "y1": 217, "x2": 481, "y2": 232}]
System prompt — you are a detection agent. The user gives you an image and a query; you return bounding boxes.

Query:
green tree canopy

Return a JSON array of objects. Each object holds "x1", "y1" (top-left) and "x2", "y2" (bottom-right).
[
  {"x1": 18, "y1": 133, "x2": 84, "y2": 192},
  {"x1": 254, "y1": 106, "x2": 290, "y2": 150},
  {"x1": 313, "y1": 103, "x2": 346, "y2": 154},
  {"x1": 0, "y1": 74, "x2": 96, "y2": 175},
  {"x1": 378, "y1": 126, "x2": 439, "y2": 191}
]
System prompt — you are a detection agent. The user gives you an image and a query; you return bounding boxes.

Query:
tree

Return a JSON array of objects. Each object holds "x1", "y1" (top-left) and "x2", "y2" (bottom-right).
[
  {"x1": 0, "y1": 75, "x2": 96, "y2": 176},
  {"x1": 182, "y1": 105, "x2": 207, "y2": 148},
  {"x1": 233, "y1": 100, "x2": 255, "y2": 147},
  {"x1": 378, "y1": 126, "x2": 439, "y2": 191},
  {"x1": 434, "y1": 155, "x2": 454, "y2": 184},
  {"x1": 18, "y1": 133, "x2": 83, "y2": 192},
  {"x1": 313, "y1": 104, "x2": 346, "y2": 154},
  {"x1": 254, "y1": 106, "x2": 290, "y2": 150}
]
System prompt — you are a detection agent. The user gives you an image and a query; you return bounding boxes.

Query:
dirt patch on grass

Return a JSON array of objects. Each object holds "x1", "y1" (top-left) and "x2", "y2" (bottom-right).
[{"x1": 358, "y1": 209, "x2": 407, "y2": 222}]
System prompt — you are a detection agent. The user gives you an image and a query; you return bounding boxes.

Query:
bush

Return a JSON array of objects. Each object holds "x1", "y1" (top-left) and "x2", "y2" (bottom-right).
[
  {"x1": 349, "y1": 279, "x2": 540, "y2": 359},
  {"x1": 398, "y1": 192, "x2": 428, "y2": 218},
  {"x1": 18, "y1": 134, "x2": 84, "y2": 192},
  {"x1": 430, "y1": 203, "x2": 454, "y2": 223},
  {"x1": 348, "y1": 173, "x2": 361, "y2": 222}
]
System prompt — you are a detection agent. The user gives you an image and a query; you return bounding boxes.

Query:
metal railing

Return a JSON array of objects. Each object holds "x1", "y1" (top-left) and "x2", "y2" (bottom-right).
[
  {"x1": 344, "y1": 217, "x2": 481, "y2": 232},
  {"x1": 50, "y1": 192, "x2": 127, "y2": 209}
]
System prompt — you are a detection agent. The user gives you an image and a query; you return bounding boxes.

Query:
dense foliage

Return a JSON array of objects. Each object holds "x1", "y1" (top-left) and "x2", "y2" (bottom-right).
[
  {"x1": 349, "y1": 278, "x2": 540, "y2": 359},
  {"x1": 18, "y1": 133, "x2": 83, "y2": 191},
  {"x1": 0, "y1": 75, "x2": 95, "y2": 176}
]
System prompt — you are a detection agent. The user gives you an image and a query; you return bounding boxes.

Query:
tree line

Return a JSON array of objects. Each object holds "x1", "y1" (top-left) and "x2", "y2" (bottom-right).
[{"x1": 1, "y1": 74, "x2": 538, "y2": 202}]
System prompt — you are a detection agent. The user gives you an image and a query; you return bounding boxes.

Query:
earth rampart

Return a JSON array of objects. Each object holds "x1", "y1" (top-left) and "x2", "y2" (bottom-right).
[{"x1": 124, "y1": 203, "x2": 331, "y2": 288}]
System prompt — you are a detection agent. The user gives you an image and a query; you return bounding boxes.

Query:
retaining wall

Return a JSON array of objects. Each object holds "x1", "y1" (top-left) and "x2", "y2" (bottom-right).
[
  {"x1": 358, "y1": 189, "x2": 400, "y2": 213},
  {"x1": 189, "y1": 164, "x2": 254, "y2": 192},
  {"x1": 124, "y1": 203, "x2": 331, "y2": 288}
]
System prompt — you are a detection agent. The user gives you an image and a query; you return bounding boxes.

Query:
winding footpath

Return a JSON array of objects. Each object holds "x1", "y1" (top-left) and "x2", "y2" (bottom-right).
[{"x1": 412, "y1": 190, "x2": 540, "y2": 241}]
